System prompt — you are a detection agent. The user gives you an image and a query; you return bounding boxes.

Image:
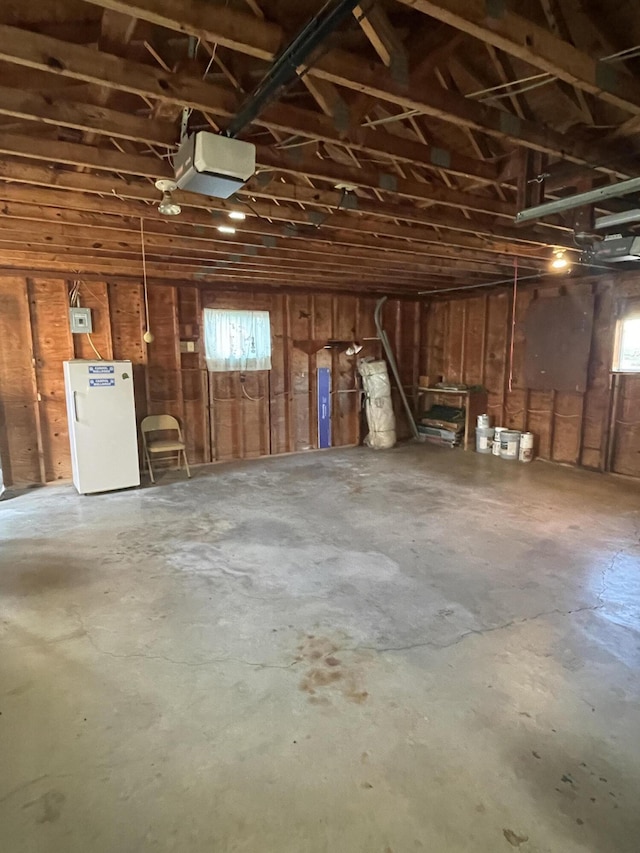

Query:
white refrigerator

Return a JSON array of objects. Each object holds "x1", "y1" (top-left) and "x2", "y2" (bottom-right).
[{"x1": 64, "y1": 360, "x2": 140, "y2": 494}]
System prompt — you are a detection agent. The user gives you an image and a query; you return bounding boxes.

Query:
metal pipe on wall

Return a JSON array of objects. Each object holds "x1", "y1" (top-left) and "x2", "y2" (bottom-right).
[{"x1": 374, "y1": 297, "x2": 420, "y2": 440}]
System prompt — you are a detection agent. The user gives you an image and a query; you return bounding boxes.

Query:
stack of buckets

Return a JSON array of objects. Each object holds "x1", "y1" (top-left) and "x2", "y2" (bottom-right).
[{"x1": 476, "y1": 414, "x2": 534, "y2": 462}]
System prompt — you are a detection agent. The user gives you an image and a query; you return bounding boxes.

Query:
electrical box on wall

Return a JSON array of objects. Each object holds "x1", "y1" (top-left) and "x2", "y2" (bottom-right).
[
  {"x1": 180, "y1": 340, "x2": 198, "y2": 353},
  {"x1": 69, "y1": 307, "x2": 93, "y2": 334}
]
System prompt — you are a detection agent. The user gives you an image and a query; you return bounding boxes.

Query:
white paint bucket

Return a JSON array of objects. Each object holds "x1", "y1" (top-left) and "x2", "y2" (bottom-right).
[
  {"x1": 477, "y1": 413, "x2": 490, "y2": 429},
  {"x1": 475, "y1": 426, "x2": 495, "y2": 454},
  {"x1": 519, "y1": 432, "x2": 534, "y2": 463},
  {"x1": 492, "y1": 427, "x2": 506, "y2": 456},
  {"x1": 500, "y1": 430, "x2": 521, "y2": 460}
]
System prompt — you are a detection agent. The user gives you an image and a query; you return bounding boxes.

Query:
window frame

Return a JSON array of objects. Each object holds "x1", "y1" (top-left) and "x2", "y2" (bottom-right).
[
  {"x1": 612, "y1": 301, "x2": 640, "y2": 374},
  {"x1": 202, "y1": 307, "x2": 272, "y2": 373}
]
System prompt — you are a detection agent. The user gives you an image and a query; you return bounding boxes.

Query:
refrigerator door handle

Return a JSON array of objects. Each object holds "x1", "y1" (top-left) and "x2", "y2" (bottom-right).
[{"x1": 73, "y1": 391, "x2": 79, "y2": 422}]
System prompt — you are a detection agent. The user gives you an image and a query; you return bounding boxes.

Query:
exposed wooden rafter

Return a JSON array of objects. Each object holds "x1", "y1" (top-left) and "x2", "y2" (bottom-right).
[
  {"x1": 0, "y1": 0, "x2": 637, "y2": 294},
  {"x1": 67, "y1": 2, "x2": 638, "y2": 176},
  {"x1": 396, "y1": 0, "x2": 640, "y2": 115}
]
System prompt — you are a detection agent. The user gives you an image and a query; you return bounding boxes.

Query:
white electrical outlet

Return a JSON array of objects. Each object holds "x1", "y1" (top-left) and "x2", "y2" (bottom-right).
[{"x1": 69, "y1": 307, "x2": 93, "y2": 334}]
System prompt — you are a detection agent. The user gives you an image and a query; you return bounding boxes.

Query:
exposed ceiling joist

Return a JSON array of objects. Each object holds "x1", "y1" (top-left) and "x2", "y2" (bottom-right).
[
  {"x1": 0, "y1": 179, "x2": 551, "y2": 264},
  {"x1": 0, "y1": 171, "x2": 560, "y2": 254},
  {"x1": 0, "y1": 86, "x2": 176, "y2": 147},
  {"x1": 0, "y1": 125, "x2": 513, "y2": 218},
  {"x1": 0, "y1": 223, "x2": 511, "y2": 276},
  {"x1": 354, "y1": 2, "x2": 409, "y2": 79},
  {"x1": 70, "y1": 3, "x2": 636, "y2": 177},
  {"x1": 0, "y1": 158, "x2": 549, "y2": 268},
  {"x1": 396, "y1": 0, "x2": 640, "y2": 115},
  {"x1": 0, "y1": 25, "x2": 497, "y2": 184}
]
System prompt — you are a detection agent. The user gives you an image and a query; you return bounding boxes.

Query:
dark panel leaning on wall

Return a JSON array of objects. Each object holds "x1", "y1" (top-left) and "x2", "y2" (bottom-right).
[
  {"x1": 418, "y1": 276, "x2": 640, "y2": 478},
  {"x1": 0, "y1": 277, "x2": 416, "y2": 486}
]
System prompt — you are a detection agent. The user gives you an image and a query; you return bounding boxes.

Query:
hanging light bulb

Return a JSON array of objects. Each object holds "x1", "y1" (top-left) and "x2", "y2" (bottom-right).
[
  {"x1": 155, "y1": 179, "x2": 181, "y2": 216},
  {"x1": 551, "y1": 249, "x2": 569, "y2": 270}
]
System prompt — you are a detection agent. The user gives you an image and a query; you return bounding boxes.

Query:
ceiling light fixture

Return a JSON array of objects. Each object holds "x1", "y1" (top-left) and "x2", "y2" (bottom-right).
[
  {"x1": 228, "y1": 211, "x2": 246, "y2": 221},
  {"x1": 217, "y1": 225, "x2": 236, "y2": 235},
  {"x1": 551, "y1": 249, "x2": 570, "y2": 270},
  {"x1": 155, "y1": 179, "x2": 181, "y2": 216}
]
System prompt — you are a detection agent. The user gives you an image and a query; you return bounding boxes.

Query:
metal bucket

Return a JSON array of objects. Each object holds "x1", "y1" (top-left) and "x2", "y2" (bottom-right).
[
  {"x1": 492, "y1": 427, "x2": 506, "y2": 456},
  {"x1": 519, "y1": 432, "x2": 534, "y2": 463},
  {"x1": 500, "y1": 430, "x2": 521, "y2": 460},
  {"x1": 477, "y1": 414, "x2": 490, "y2": 429},
  {"x1": 475, "y1": 426, "x2": 495, "y2": 454}
]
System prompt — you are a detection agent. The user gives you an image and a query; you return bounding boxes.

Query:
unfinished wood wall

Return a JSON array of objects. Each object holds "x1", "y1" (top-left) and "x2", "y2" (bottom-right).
[
  {"x1": 419, "y1": 276, "x2": 640, "y2": 479},
  {"x1": 0, "y1": 276, "x2": 419, "y2": 486},
  {"x1": 3, "y1": 272, "x2": 638, "y2": 487}
]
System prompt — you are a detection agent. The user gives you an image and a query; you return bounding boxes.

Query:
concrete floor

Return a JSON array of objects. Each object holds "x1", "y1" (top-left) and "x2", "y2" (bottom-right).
[{"x1": 1, "y1": 446, "x2": 639, "y2": 853}]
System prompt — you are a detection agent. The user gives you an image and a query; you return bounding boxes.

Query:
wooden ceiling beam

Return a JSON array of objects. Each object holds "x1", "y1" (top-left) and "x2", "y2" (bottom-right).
[
  {"x1": 255, "y1": 147, "x2": 513, "y2": 217},
  {"x1": 396, "y1": 0, "x2": 640, "y2": 115},
  {"x1": 0, "y1": 215, "x2": 520, "y2": 275},
  {"x1": 0, "y1": 193, "x2": 549, "y2": 268},
  {"x1": 0, "y1": 85, "x2": 176, "y2": 147},
  {"x1": 0, "y1": 214, "x2": 506, "y2": 274},
  {"x1": 0, "y1": 240, "x2": 495, "y2": 286},
  {"x1": 0, "y1": 176, "x2": 557, "y2": 261},
  {"x1": 0, "y1": 130, "x2": 167, "y2": 178},
  {"x1": 354, "y1": 2, "x2": 409, "y2": 79},
  {"x1": 0, "y1": 26, "x2": 496, "y2": 185},
  {"x1": 0, "y1": 251, "x2": 460, "y2": 294},
  {"x1": 300, "y1": 75, "x2": 350, "y2": 125},
  {"x1": 0, "y1": 221, "x2": 507, "y2": 278},
  {"x1": 0, "y1": 125, "x2": 517, "y2": 220},
  {"x1": 309, "y1": 48, "x2": 631, "y2": 174},
  {"x1": 0, "y1": 161, "x2": 546, "y2": 267},
  {"x1": 244, "y1": 181, "x2": 564, "y2": 246},
  {"x1": 74, "y1": 0, "x2": 637, "y2": 176},
  {"x1": 0, "y1": 264, "x2": 434, "y2": 296},
  {"x1": 0, "y1": 247, "x2": 417, "y2": 284},
  {"x1": 0, "y1": 160, "x2": 535, "y2": 266}
]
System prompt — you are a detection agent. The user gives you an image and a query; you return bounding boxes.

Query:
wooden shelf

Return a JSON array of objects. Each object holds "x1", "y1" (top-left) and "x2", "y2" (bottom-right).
[{"x1": 415, "y1": 386, "x2": 488, "y2": 451}]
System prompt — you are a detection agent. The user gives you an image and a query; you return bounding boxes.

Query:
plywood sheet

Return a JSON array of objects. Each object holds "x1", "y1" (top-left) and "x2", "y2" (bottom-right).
[
  {"x1": 0, "y1": 277, "x2": 41, "y2": 485},
  {"x1": 484, "y1": 292, "x2": 509, "y2": 423},
  {"x1": 209, "y1": 372, "x2": 237, "y2": 461},
  {"x1": 73, "y1": 281, "x2": 113, "y2": 361},
  {"x1": 462, "y1": 297, "x2": 486, "y2": 387},
  {"x1": 445, "y1": 300, "x2": 465, "y2": 384},
  {"x1": 524, "y1": 293, "x2": 595, "y2": 393},
  {"x1": 28, "y1": 278, "x2": 74, "y2": 481}
]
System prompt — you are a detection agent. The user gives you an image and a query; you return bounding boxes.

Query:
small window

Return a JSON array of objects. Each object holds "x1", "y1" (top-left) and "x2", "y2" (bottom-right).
[
  {"x1": 613, "y1": 310, "x2": 640, "y2": 373},
  {"x1": 203, "y1": 308, "x2": 271, "y2": 372}
]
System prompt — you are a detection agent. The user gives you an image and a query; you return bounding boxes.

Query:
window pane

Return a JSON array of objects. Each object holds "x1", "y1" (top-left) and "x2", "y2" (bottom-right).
[
  {"x1": 619, "y1": 317, "x2": 640, "y2": 372},
  {"x1": 203, "y1": 309, "x2": 271, "y2": 372}
]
